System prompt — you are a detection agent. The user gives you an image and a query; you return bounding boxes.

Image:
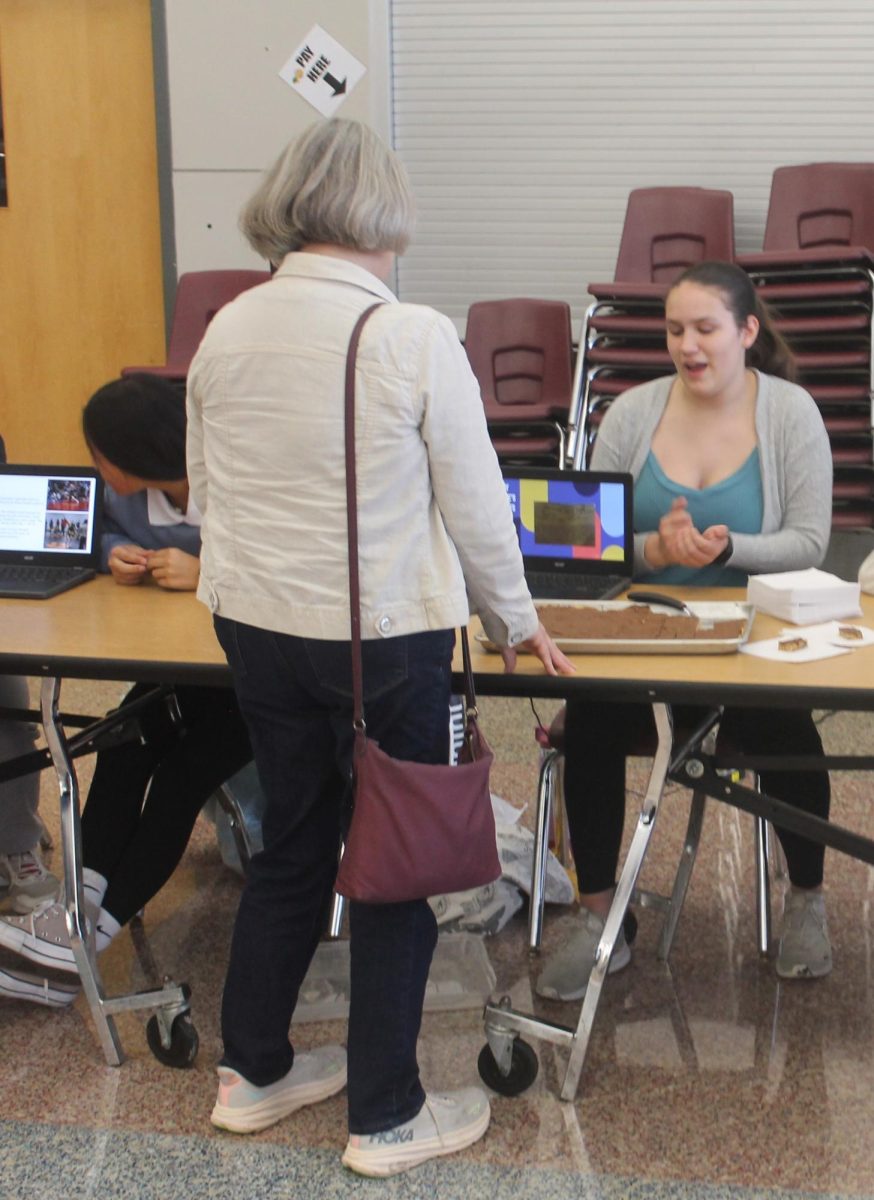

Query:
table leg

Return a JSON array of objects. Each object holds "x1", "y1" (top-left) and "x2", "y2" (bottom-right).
[
  {"x1": 40, "y1": 677, "x2": 196, "y2": 1067},
  {"x1": 559, "y1": 701, "x2": 674, "y2": 1100},
  {"x1": 481, "y1": 702, "x2": 676, "y2": 1102},
  {"x1": 40, "y1": 676, "x2": 125, "y2": 1066}
]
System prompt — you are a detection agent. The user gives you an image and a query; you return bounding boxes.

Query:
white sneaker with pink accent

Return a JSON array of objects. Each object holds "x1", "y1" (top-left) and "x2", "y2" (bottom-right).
[
  {"x1": 210, "y1": 1046, "x2": 347, "y2": 1134},
  {"x1": 0, "y1": 848, "x2": 61, "y2": 914}
]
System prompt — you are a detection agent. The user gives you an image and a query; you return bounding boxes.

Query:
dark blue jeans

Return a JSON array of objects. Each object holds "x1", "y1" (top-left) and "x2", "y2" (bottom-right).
[{"x1": 213, "y1": 616, "x2": 453, "y2": 1133}]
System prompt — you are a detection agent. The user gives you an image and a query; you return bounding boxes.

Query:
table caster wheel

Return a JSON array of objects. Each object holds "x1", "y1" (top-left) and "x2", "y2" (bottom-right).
[
  {"x1": 146, "y1": 1011, "x2": 199, "y2": 1068},
  {"x1": 478, "y1": 1037, "x2": 538, "y2": 1096}
]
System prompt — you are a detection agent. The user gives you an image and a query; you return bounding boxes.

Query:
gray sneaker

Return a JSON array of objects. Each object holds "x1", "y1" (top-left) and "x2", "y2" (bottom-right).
[
  {"x1": 211, "y1": 1046, "x2": 347, "y2": 1133},
  {"x1": 0, "y1": 849, "x2": 61, "y2": 914},
  {"x1": 0, "y1": 963, "x2": 79, "y2": 1008},
  {"x1": 342, "y1": 1088, "x2": 490, "y2": 1177},
  {"x1": 776, "y1": 890, "x2": 832, "y2": 979},
  {"x1": 536, "y1": 907, "x2": 631, "y2": 1001},
  {"x1": 0, "y1": 902, "x2": 82, "y2": 973}
]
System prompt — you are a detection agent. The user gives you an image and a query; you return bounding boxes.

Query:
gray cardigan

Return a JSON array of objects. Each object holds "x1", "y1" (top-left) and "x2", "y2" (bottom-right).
[{"x1": 590, "y1": 372, "x2": 833, "y2": 577}]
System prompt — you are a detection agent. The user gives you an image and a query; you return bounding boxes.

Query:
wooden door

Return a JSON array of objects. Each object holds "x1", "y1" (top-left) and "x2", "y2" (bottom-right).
[{"x1": 0, "y1": 0, "x2": 165, "y2": 463}]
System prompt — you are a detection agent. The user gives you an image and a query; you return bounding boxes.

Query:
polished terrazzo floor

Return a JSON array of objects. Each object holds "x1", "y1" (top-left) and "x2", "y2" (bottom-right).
[{"x1": 2, "y1": 680, "x2": 874, "y2": 1199}]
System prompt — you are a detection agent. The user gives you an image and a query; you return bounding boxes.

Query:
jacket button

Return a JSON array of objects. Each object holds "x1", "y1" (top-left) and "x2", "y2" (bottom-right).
[{"x1": 378, "y1": 615, "x2": 392, "y2": 634}]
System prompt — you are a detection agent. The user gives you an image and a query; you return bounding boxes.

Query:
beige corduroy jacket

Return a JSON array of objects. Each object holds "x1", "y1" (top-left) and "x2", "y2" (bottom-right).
[{"x1": 187, "y1": 252, "x2": 538, "y2": 647}]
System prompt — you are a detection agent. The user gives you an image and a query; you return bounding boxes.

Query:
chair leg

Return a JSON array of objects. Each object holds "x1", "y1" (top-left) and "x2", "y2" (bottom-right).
[
  {"x1": 212, "y1": 782, "x2": 254, "y2": 874},
  {"x1": 528, "y1": 748, "x2": 563, "y2": 953},
  {"x1": 656, "y1": 789, "x2": 707, "y2": 962},
  {"x1": 754, "y1": 813, "x2": 772, "y2": 957},
  {"x1": 213, "y1": 784, "x2": 346, "y2": 939},
  {"x1": 327, "y1": 889, "x2": 345, "y2": 939}
]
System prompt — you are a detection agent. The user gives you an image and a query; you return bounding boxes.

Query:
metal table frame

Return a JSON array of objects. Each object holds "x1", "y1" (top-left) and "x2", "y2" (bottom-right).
[
  {"x1": 5, "y1": 580, "x2": 874, "y2": 1077},
  {"x1": 38, "y1": 677, "x2": 193, "y2": 1065},
  {"x1": 481, "y1": 689, "x2": 874, "y2": 1102}
]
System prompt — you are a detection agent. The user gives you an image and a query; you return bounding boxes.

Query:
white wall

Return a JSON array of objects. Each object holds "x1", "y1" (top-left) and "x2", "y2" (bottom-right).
[{"x1": 163, "y1": 0, "x2": 389, "y2": 273}]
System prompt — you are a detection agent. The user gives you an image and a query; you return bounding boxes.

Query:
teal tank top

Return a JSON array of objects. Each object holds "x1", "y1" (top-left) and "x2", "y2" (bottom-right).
[{"x1": 635, "y1": 449, "x2": 763, "y2": 586}]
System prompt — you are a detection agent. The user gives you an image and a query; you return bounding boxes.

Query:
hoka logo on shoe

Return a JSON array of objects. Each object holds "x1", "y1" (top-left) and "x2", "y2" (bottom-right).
[{"x1": 369, "y1": 1129, "x2": 415, "y2": 1145}]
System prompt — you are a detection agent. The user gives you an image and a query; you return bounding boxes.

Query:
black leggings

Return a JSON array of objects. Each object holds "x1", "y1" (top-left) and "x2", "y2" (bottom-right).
[
  {"x1": 80, "y1": 683, "x2": 252, "y2": 926},
  {"x1": 563, "y1": 701, "x2": 830, "y2": 894}
]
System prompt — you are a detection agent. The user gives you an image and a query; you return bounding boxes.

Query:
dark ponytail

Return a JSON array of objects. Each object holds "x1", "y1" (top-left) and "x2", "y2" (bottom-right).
[{"x1": 669, "y1": 261, "x2": 797, "y2": 383}]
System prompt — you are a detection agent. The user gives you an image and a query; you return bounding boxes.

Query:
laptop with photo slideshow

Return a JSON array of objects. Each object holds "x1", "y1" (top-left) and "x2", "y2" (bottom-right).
[
  {"x1": 502, "y1": 466, "x2": 634, "y2": 601},
  {"x1": 0, "y1": 464, "x2": 103, "y2": 598}
]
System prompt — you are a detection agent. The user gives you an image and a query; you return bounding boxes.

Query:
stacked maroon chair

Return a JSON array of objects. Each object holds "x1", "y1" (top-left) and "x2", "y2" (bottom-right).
[
  {"x1": 568, "y1": 187, "x2": 736, "y2": 468},
  {"x1": 464, "y1": 298, "x2": 574, "y2": 466},
  {"x1": 735, "y1": 163, "x2": 874, "y2": 530},
  {"x1": 121, "y1": 269, "x2": 271, "y2": 387}
]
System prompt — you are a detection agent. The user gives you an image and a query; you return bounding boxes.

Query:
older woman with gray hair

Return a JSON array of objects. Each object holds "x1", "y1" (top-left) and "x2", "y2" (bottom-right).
[{"x1": 187, "y1": 118, "x2": 572, "y2": 1177}]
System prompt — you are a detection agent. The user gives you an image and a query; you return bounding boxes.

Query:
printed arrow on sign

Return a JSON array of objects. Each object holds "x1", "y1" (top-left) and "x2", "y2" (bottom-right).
[{"x1": 323, "y1": 71, "x2": 347, "y2": 97}]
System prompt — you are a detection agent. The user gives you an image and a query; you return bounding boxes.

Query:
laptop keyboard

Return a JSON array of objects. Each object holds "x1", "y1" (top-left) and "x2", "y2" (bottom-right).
[
  {"x1": 526, "y1": 571, "x2": 628, "y2": 601},
  {"x1": 0, "y1": 564, "x2": 93, "y2": 597},
  {"x1": 0, "y1": 565, "x2": 88, "y2": 583}
]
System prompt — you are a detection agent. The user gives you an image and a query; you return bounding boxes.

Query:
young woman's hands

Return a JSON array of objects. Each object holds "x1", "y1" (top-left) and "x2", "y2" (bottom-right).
[
  {"x1": 645, "y1": 497, "x2": 730, "y2": 569},
  {"x1": 145, "y1": 547, "x2": 201, "y2": 591},
  {"x1": 107, "y1": 543, "x2": 150, "y2": 585},
  {"x1": 108, "y1": 544, "x2": 200, "y2": 589}
]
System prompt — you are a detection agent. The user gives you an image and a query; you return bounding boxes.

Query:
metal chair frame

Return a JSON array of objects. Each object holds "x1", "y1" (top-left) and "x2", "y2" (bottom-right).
[
  {"x1": 214, "y1": 780, "x2": 347, "y2": 937},
  {"x1": 527, "y1": 715, "x2": 776, "y2": 961}
]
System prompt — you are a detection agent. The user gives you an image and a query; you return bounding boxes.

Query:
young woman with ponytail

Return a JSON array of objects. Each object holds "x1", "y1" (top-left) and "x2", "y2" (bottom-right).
[{"x1": 537, "y1": 260, "x2": 836, "y2": 1001}]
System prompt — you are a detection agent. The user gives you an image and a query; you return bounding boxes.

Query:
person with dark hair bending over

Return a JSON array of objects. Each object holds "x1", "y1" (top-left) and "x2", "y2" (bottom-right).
[
  {"x1": 536, "y1": 260, "x2": 834, "y2": 1003},
  {"x1": 0, "y1": 375, "x2": 252, "y2": 1003}
]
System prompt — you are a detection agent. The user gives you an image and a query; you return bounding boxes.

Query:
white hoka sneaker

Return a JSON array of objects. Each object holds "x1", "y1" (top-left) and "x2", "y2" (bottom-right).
[
  {"x1": 776, "y1": 890, "x2": 832, "y2": 979},
  {"x1": 342, "y1": 1088, "x2": 490, "y2": 1177},
  {"x1": 211, "y1": 1047, "x2": 347, "y2": 1134},
  {"x1": 0, "y1": 849, "x2": 61, "y2": 914}
]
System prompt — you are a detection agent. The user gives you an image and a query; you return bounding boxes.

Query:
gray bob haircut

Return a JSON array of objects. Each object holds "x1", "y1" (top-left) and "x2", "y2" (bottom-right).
[{"x1": 239, "y1": 118, "x2": 415, "y2": 264}]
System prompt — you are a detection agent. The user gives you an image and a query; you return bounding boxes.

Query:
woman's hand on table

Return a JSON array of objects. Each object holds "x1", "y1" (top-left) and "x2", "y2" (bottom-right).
[
  {"x1": 500, "y1": 623, "x2": 576, "y2": 676},
  {"x1": 145, "y1": 548, "x2": 201, "y2": 591},
  {"x1": 108, "y1": 543, "x2": 150, "y2": 585},
  {"x1": 646, "y1": 497, "x2": 730, "y2": 569}
]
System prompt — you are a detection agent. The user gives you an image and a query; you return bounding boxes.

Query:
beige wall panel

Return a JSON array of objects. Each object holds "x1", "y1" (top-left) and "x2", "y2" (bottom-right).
[
  {"x1": 165, "y1": 0, "x2": 391, "y2": 275},
  {"x1": 171, "y1": 170, "x2": 266, "y2": 274},
  {"x1": 0, "y1": 0, "x2": 165, "y2": 463}
]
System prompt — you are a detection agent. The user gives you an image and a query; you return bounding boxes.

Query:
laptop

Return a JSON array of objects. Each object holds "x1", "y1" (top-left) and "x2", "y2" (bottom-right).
[
  {"x1": 0, "y1": 464, "x2": 104, "y2": 598},
  {"x1": 502, "y1": 466, "x2": 634, "y2": 601}
]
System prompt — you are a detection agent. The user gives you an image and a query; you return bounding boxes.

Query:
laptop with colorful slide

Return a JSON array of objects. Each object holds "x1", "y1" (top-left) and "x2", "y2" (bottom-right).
[
  {"x1": 0, "y1": 464, "x2": 104, "y2": 598},
  {"x1": 502, "y1": 466, "x2": 634, "y2": 601}
]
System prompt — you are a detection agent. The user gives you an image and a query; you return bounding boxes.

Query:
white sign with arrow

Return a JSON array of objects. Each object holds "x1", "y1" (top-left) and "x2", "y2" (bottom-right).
[{"x1": 279, "y1": 25, "x2": 366, "y2": 118}]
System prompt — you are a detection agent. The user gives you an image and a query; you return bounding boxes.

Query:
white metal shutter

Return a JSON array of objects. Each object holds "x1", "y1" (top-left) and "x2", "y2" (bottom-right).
[{"x1": 391, "y1": 0, "x2": 874, "y2": 331}]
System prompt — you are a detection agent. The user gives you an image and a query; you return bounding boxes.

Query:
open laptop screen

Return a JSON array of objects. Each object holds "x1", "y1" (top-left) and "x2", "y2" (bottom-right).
[
  {"x1": 502, "y1": 467, "x2": 634, "y2": 581},
  {"x1": 0, "y1": 465, "x2": 102, "y2": 565}
]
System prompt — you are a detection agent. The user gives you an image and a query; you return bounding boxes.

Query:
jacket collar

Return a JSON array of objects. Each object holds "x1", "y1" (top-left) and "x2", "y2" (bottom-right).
[{"x1": 275, "y1": 251, "x2": 397, "y2": 304}]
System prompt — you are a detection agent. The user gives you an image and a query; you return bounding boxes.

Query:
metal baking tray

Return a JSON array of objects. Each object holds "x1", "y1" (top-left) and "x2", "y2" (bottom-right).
[{"x1": 478, "y1": 600, "x2": 755, "y2": 655}]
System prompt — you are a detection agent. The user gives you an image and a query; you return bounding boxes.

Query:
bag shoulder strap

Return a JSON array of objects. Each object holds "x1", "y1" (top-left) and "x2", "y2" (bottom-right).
[{"x1": 343, "y1": 304, "x2": 478, "y2": 733}]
